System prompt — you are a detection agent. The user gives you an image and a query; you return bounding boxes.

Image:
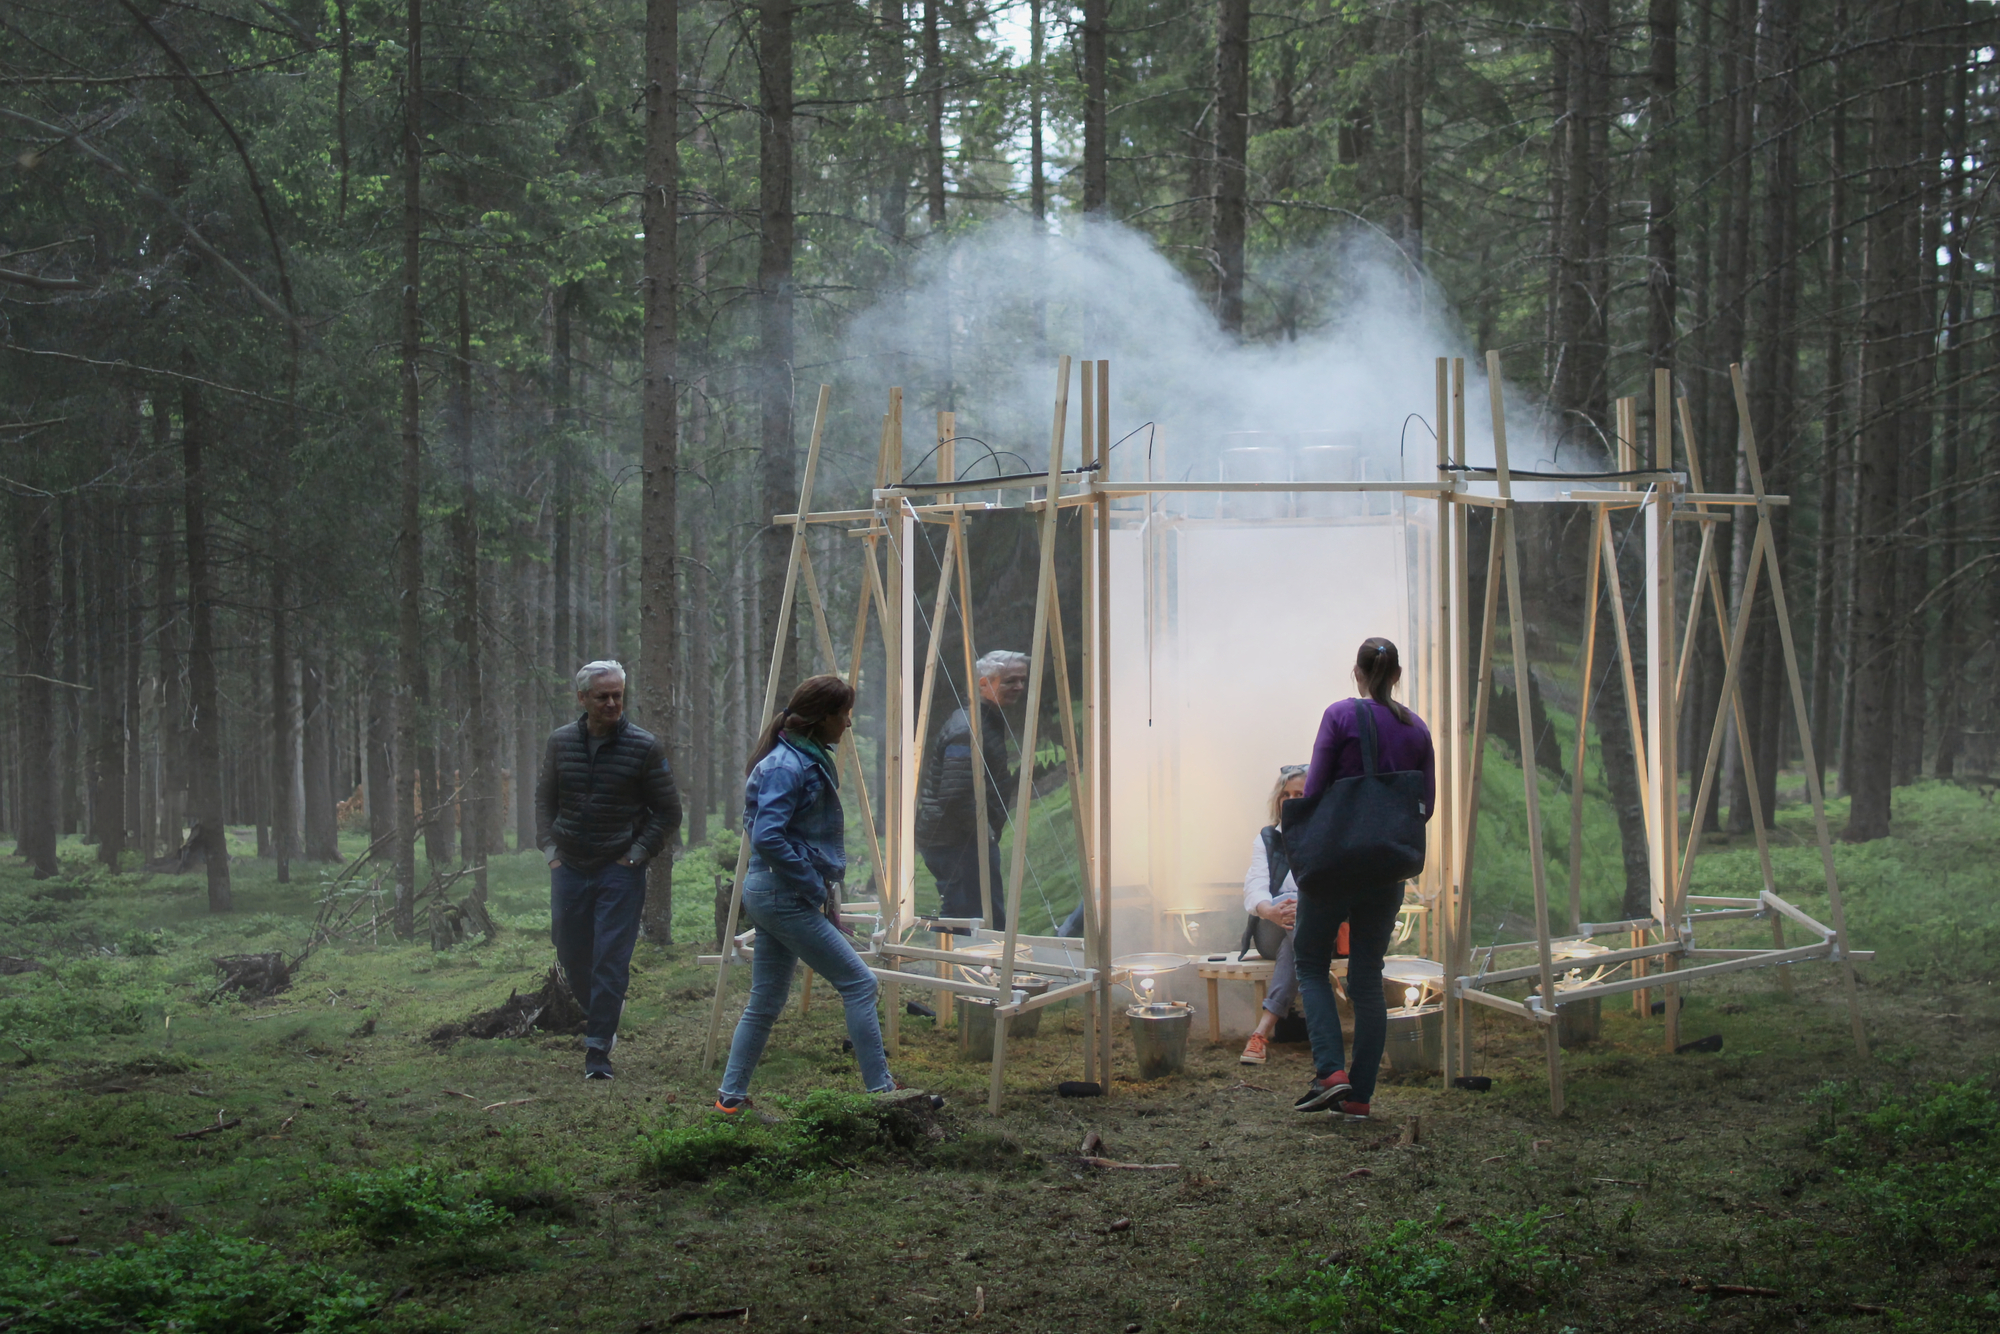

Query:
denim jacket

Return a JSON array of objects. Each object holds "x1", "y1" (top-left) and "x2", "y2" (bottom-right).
[{"x1": 742, "y1": 733, "x2": 846, "y2": 902}]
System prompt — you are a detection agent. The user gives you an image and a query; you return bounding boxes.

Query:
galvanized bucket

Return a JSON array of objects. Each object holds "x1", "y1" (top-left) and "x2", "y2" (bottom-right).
[
  {"x1": 1382, "y1": 1004, "x2": 1443, "y2": 1074},
  {"x1": 1125, "y1": 1001, "x2": 1194, "y2": 1080},
  {"x1": 955, "y1": 975, "x2": 1051, "y2": 1057}
]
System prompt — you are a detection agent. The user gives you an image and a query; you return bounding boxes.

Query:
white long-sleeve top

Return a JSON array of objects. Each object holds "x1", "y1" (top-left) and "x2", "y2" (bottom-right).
[{"x1": 1242, "y1": 829, "x2": 1301, "y2": 915}]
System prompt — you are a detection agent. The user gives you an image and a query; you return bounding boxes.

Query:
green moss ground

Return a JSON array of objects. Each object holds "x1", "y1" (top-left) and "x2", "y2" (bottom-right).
[{"x1": 4, "y1": 775, "x2": 2000, "y2": 1331}]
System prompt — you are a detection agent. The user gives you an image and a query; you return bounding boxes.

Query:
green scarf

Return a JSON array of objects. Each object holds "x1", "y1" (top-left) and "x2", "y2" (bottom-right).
[{"x1": 785, "y1": 730, "x2": 839, "y2": 789}]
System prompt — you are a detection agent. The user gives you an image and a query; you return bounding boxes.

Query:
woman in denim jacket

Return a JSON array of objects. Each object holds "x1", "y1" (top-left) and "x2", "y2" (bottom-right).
[{"x1": 717, "y1": 674, "x2": 899, "y2": 1110}]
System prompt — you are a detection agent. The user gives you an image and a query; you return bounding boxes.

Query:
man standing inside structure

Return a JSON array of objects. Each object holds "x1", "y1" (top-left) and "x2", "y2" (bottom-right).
[
  {"x1": 915, "y1": 650, "x2": 1028, "y2": 930},
  {"x1": 536, "y1": 660, "x2": 682, "y2": 1080}
]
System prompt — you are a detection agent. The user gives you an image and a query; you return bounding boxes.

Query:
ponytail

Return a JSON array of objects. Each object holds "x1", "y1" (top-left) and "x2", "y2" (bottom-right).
[
  {"x1": 746, "y1": 673, "x2": 858, "y2": 775},
  {"x1": 1356, "y1": 637, "x2": 1411, "y2": 724}
]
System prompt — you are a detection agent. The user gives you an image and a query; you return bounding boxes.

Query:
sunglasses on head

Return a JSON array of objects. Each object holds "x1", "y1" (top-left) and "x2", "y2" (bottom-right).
[{"x1": 1278, "y1": 764, "x2": 1307, "y2": 778}]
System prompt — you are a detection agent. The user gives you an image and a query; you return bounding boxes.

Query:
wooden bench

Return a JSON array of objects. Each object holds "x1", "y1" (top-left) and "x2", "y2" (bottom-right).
[{"x1": 1194, "y1": 951, "x2": 1349, "y2": 1042}]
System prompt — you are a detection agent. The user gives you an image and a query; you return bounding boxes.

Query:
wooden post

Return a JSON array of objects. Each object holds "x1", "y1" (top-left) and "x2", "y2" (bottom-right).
[
  {"x1": 1567, "y1": 507, "x2": 1605, "y2": 935},
  {"x1": 990, "y1": 355, "x2": 1071, "y2": 1114},
  {"x1": 954, "y1": 516, "x2": 995, "y2": 930},
  {"x1": 798, "y1": 545, "x2": 888, "y2": 916},
  {"x1": 702, "y1": 385, "x2": 832, "y2": 1071},
  {"x1": 1596, "y1": 514, "x2": 1654, "y2": 838},
  {"x1": 883, "y1": 390, "x2": 906, "y2": 1049},
  {"x1": 1434, "y1": 358, "x2": 1461, "y2": 1082},
  {"x1": 937, "y1": 411, "x2": 955, "y2": 503},
  {"x1": 1487, "y1": 350, "x2": 1562, "y2": 1115},
  {"x1": 1730, "y1": 365, "x2": 1867, "y2": 1057},
  {"x1": 1648, "y1": 368, "x2": 1680, "y2": 1050},
  {"x1": 1448, "y1": 356, "x2": 1471, "y2": 1075},
  {"x1": 1095, "y1": 361, "x2": 1115, "y2": 1084}
]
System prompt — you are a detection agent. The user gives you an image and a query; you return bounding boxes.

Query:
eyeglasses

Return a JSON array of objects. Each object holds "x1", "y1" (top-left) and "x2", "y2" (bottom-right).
[{"x1": 1278, "y1": 764, "x2": 1307, "y2": 778}]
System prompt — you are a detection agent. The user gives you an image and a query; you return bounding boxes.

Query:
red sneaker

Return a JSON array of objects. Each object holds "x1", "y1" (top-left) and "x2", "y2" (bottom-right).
[{"x1": 1331, "y1": 1100, "x2": 1371, "y2": 1121}]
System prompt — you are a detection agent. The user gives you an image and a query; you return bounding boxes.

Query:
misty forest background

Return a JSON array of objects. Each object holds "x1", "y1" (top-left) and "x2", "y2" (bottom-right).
[{"x1": 3, "y1": 0, "x2": 1994, "y2": 939}]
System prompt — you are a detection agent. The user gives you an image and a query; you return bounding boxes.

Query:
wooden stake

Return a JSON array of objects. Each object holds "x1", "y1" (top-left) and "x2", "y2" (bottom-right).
[
  {"x1": 1448, "y1": 356, "x2": 1471, "y2": 1074},
  {"x1": 702, "y1": 385, "x2": 833, "y2": 1070},
  {"x1": 1566, "y1": 507, "x2": 1605, "y2": 935},
  {"x1": 991, "y1": 355, "x2": 1071, "y2": 1115},
  {"x1": 953, "y1": 515, "x2": 996, "y2": 932},
  {"x1": 1435, "y1": 358, "x2": 1458, "y2": 1080},
  {"x1": 1094, "y1": 415, "x2": 1115, "y2": 1085},
  {"x1": 1485, "y1": 350, "x2": 1562, "y2": 1115}
]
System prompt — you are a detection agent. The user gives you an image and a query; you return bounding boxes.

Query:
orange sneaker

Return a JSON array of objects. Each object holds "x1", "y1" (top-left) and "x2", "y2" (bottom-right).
[
  {"x1": 1239, "y1": 1033, "x2": 1269, "y2": 1065},
  {"x1": 714, "y1": 1095, "x2": 752, "y2": 1114}
]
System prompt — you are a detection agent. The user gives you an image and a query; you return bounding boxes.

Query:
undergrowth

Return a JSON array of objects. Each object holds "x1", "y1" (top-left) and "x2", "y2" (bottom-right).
[
  {"x1": 1256, "y1": 1206, "x2": 1580, "y2": 1333},
  {"x1": 636, "y1": 1089, "x2": 945, "y2": 1185},
  {"x1": 0, "y1": 1230, "x2": 382, "y2": 1333},
  {"x1": 1812, "y1": 1077, "x2": 2000, "y2": 1257}
]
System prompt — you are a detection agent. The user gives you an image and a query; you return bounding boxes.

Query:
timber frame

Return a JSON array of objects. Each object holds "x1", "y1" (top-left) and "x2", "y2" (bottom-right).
[{"x1": 699, "y1": 354, "x2": 1869, "y2": 1116}]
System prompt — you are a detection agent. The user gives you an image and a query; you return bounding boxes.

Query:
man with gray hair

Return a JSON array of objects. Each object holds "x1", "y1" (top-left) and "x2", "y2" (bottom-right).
[
  {"x1": 914, "y1": 649, "x2": 1028, "y2": 931},
  {"x1": 535, "y1": 660, "x2": 682, "y2": 1080}
]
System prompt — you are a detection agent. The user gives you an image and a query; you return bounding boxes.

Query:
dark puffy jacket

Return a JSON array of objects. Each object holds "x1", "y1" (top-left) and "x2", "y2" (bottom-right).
[
  {"x1": 914, "y1": 699, "x2": 1011, "y2": 850},
  {"x1": 535, "y1": 717, "x2": 683, "y2": 872}
]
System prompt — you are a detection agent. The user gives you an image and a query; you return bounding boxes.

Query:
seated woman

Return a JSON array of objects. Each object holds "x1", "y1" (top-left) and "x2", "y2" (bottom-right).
[{"x1": 1239, "y1": 764, "x2": 1308, "y2": 1065}]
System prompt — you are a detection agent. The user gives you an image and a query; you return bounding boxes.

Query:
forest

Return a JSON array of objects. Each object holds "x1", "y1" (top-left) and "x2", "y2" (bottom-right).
[{"x1": 5, "y1": 1, "x2": 2000, "y2": 1331}]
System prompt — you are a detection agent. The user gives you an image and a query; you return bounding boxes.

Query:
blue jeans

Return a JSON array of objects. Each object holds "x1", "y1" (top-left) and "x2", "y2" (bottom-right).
[
  {"x1": 1293, "y1": 882, "x2": 1404, "y2": 1103},
  {"x1": 550, "y1": 860, "x2": 647, "y2": 1050},
  {"x1": 920, "y1": 838, "x2": 1006, "y2": 933},
  {"x1": 719, "y1": 873, "x2": 895, "y2": 1098}
]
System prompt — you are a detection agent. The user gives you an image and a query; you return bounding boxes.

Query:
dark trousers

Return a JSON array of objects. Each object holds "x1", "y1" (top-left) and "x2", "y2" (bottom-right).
[
  {"x1": 1292, "y1": 881, "x2": 1404, "y2": 1103},
  {"x1": 550, "y1": 860, "x2": 646, "y2": 1049},
  {"x1": 920, "y1": 837, "x2": 1006, "y2": 932}
]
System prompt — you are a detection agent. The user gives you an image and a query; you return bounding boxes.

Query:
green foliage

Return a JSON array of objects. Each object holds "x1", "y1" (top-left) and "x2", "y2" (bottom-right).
[
  {"x1": 1259, "y1": 1208, "x2": 1578, "y2": 1333},
  {"x1": 1816, "y1": 1080, "x2": 2000, "y2": 1255},
  {"x1": 637, "y1": 1089, "x2": 934, "y2": 1185},
  {"x1": 317, "y1": 1165, "x2": 512, "y2": 1247},
  {"x1": 0, "y1": 1230, "x2": 379, "y2": 1333}
]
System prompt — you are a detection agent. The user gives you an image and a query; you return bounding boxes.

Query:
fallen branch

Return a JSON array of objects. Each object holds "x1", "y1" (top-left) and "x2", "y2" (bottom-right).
[
  {"x1": 1684, "y1": 1281, "x2": 1782, "y2": 1298},
  {"x1": 1080, "y1": 1130, "x2": 1102, "y2": 1156},
  {"x1": 1080, "y1": 1157, "x2": 1179, "y2": 1171},
  {"x1": 440, "y1": 1088, "x2": 480, "y2": 1102},
  {"x1": 172, "y1": 1115, "x2": 242, "y2": 1141},
  {"x1": 1226, "y1": 1080, "x2": 1272, "y2": 1092},
  {"x1": 1341, "y1": 1168, "x2": 1374, "y2": 1179},
  {"x1": 1594, "y1": 1177, "x2": 1645, "y2": 1186},
  {"x1": 483, "y1": 1098, "x2": 537, "y2": 1112}
]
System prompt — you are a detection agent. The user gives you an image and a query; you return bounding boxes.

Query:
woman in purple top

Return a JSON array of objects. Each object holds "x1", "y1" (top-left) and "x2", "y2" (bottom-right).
[{"x1": 1290, "y1": 637, "x2": 1436, "y2": 1121}]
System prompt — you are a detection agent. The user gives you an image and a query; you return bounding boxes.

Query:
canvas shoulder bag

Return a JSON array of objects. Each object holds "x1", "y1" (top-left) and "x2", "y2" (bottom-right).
[{"x1": 1279, "y1": 700, "x2": 1427, "y2": 894}]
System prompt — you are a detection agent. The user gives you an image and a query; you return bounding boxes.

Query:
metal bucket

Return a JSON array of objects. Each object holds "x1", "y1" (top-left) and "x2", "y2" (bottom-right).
[
  {"x1": 955, "y1": 975, "x2": 1051, "y2": 1057},
  {"x1": 1126, "y1": 1001, "x2": 1193, "y2": 1080},
  {"x1": 1557, "y1": 997, "x2": 1601, "y2": 1048},
  {"x1": 1382, "y1": 1004, "x2": 1443, "y2": 1074}
]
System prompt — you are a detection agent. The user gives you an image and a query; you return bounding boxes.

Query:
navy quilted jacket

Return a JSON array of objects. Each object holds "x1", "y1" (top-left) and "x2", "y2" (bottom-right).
[{"x1": 534, "y1": 717, "x2": 683, "y2": 872}]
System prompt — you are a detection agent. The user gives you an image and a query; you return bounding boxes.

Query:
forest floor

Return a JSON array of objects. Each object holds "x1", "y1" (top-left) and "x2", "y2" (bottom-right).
[{"x1": 4, "y1": 782, "x2": 2000, "y2": 1332}]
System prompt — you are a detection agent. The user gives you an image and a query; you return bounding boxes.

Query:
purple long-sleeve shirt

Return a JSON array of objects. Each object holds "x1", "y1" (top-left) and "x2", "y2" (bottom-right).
[{"x1": 1302, "y1": 697, "x2": 1437, "y2": 819}]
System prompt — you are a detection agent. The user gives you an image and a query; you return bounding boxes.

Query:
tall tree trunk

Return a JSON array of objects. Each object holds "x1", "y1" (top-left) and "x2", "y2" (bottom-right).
[
  {"x1": 923, "y1": 0, "x2": 944, "y2": 227},
  {"x1": 93, "y1": 503, "x2": 127, "y2": 870},
  {"x1": 1812, "y1": 14, "x2": 1849, "y2": 794},
  {"x1": 758, "y1": 0, "x2": 798, "y2": 711},
  {"x1": 1718, "y1": 0, "x2": 1757, "y2": 831},
  {"x1": 58, "y1": 497, "x2": 80, "y2": 837},
  {"x1": 155, "y1": 462, "x2": 188, "y2": 858},
  {"x1": 1743, "y1": 0, "x2": 1800, "y2": 825},
  {"x1": 1646, "y1": 0, "x2": 1676, "y2": 370},
  {"x1": 641, "y1": 0, "x2": 680, "y2": 943},
  {"x1": 1082, "y1": 0, "x2": 1107, "y2": 213},
  {"x1": 366, "y1": 647, "x2": 394, "y2": 845},
  {"x1": 303, "y1": 652, "x2": 339, "y2": 860},
  {"x1": 552, "y1": 283, "x2": 574, "y2": 693},
  {"x1": 1894, "y1": 21, "x2": 1948, "y2": 785},
  {"x1": 1209, "y1": 0, "x2": 1250, "y2": 331},
  {"x1": 453, "y1": 268, "x2": 489, "y2": 893},
  {"x1": 513, "y1": 547, "x2": 538, "y2": 850},
  {"x1": 1846, "y1": 0, "x2": 1922, "y2": 842},
  {"x1": 1934, "y1": 11, "x2": 1969, "y2": 779},
  {"x1": 181, "y1": 383, "x2": 232, "y2": 911},
  {"x1": 687, "y1": 379, "x2": 712, "y2": 848},
  {"x1": 1029, "y1": 0, "x2": 1045, "y2": 222},
  {"x1": 121, "y1": 497, "x2": 142, "y2": 860},
  {"x1": 270, "y1": 564, "x2": 295, "y2": 880},
  {"x1": 1400, "y1": 1, "x2": 1425, "y2": 263},
  {"x1": 395, "y1": 0, "x2": 426, "y2": 936},
  {"x1": 11, "y1": 496, "x2": 57, "y2": 878}
]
